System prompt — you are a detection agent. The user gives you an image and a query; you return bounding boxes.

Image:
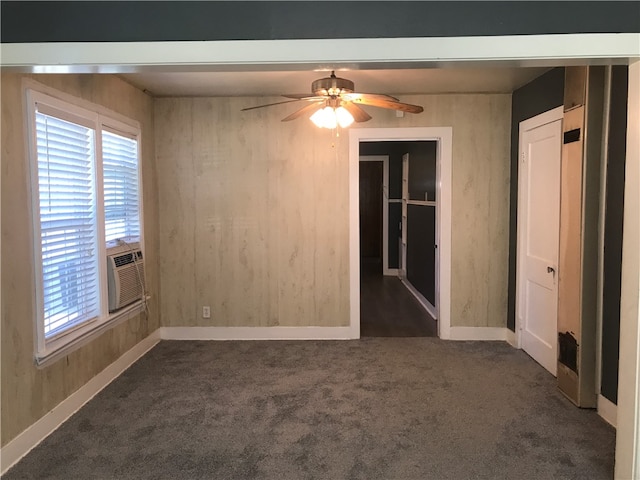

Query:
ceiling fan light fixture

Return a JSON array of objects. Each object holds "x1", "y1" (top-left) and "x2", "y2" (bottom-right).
[
  {"x1": 310, "y1": 106, "x2": 335, "y2": 129},
  {"x1": 310, "y1": 106, "x2": 354, "y2": 129},
  {"x1": 335, "y1": 106, "x2": 355, "y2": 128}
]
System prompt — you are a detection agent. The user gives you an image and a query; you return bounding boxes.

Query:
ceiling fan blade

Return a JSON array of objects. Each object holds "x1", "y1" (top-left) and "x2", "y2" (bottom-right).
[
  {"x1": 343, "y1": 93, "x2": 400, "y2": 102},
  {"x1": 282, "y1": 94, "x2": 326, "y2": 100},
  {"x1": 241, "y1": 99, "x2": 306, "y2": 111},
  {"x1": 349, "y1": 96, "x2": 424, "y2": 114},
  {"x1": 282, "y1": 101, "x2": 325, "y2": 122},
  {"x1": 341, "y1": 101, "x2": 372, "y2": 123}
]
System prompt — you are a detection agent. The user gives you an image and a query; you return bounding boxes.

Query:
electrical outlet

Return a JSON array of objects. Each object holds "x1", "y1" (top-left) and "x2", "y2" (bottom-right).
[{"x1": 202, "y1": 306, "x2": 211, "y2": 319}]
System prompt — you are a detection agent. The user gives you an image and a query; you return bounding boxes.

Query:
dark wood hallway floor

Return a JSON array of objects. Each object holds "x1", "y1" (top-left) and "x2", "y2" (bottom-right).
[{"x1": 360, "y1": 259, "x2": 438, "y2": 337}]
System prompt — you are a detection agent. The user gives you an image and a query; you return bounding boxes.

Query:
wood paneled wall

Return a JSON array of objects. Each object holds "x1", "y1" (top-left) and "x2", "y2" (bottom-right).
[
  {"x1": 1, "y1": 74, "x2": 159, "y2": 446},
  {"x1": 155, "y1": 98, "x2": 350, "y2": 327},
  {"x1": 155, "y1": 94, "x2": 511, "y2": 329}
]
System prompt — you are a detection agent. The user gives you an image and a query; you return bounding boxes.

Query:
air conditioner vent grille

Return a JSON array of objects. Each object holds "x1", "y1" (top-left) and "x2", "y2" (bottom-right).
[
  {"x1": 107, "y1": 246, "x2": 145, "y2": 312},
  {"x1": 113, "y1": 251, "x2": 143, "y2": 268},
  {"x1": 117, "y1": 262, "x2": 145, "y2": 307}
]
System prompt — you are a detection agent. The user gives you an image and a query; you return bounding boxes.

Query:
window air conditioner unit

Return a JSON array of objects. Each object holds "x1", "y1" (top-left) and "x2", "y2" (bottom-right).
[{"x1": 106, "y1": 243, "x2": 145, "y2": 312}]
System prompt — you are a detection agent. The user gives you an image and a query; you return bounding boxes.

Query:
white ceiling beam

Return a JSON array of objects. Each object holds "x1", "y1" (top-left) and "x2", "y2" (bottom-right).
[{"x1": 1, "y1": 34, "x2": 639, "y2": 73}]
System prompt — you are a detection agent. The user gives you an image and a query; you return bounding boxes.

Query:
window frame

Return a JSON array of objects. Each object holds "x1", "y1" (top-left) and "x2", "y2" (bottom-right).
[{"x1": 25, "y1": 83, "x2": 145, "y2": 366}]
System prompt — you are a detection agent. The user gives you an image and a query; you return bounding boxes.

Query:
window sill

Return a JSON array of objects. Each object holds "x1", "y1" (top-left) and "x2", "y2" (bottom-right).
[{"x1": 35, "y1": 297, "x2": 150, "y2": 368}]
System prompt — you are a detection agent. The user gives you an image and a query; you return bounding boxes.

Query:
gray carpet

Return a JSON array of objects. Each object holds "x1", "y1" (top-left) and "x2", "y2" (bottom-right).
[{"x1": 5, "y1": 339, "x2": 615, "y2": 479}]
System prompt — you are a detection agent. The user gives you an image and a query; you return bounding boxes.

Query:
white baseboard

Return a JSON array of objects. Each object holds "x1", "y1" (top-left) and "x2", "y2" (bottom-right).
[
  {"x1": 597, "y1": 394, "x2": 617, "y2": 428},
  {"x1": 383, "y1": 268, "x2": 399, "y2": 276},
  {"x1": 0, "y1": 329, "x2": 161, "y2": 475},
  {"x1": 160, "y1": 326, "x2": 358, "y2": 341},
  {"x1": 400, "y1": 278, "x2": 437, "y2": 319},
  {"x1": 506, "y1": 328, "x2": 518, "y2": 347},
  {"x1": 448, "y1": 327, "x2": 510, "y2": 341}
]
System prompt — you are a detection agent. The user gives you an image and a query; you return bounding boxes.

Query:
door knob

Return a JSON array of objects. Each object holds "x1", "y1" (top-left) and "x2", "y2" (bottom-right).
[{"x1": 547, "y1": 266, "x2": 556, "y2": 275}]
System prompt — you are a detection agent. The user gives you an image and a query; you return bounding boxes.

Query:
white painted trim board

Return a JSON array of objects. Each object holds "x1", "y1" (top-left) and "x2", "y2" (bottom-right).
[
  {"x1": 401, "y1": 278, "x2": 437, "y2": 319},
  {"x1": 2, "y1": 34, "x2": 638, "y2": 71},
  {"x1": 448, "y1": 327, "x2": 511, "y2": 341},
  {"x1": 598, "y1": 394, "x2": 618, "y2": 429},
  {"x1": 614, "y1": 59, "x2": 640, "y2": 480},
  {"x1": 160, "y1": 326, "x2": 358, "y2": 341},
  {"x1": 0, "y1": 329, "x2": 161, "y2": 475},
  {"x1": 160, "y1": 326, "x2": 515, "y2": 343},
  {"x1": 506, "y1": 328, "x2": 518, "y2": 348}
]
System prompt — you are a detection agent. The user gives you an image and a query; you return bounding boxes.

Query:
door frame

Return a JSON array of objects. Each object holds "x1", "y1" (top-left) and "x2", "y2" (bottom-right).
[
  {"x1": 349, "y1": 127, "x2": 452, "y2": 339},
  {"x1": 515, "y1": 106, "x2": 564, "y2": 349},
  {"x1": 359, "y1": 155, "x2": 392, "y2": 275}
]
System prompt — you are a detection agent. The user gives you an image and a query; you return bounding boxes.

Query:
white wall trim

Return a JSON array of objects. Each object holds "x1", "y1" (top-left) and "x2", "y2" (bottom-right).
[
  {"x1": 506, "y1": 328, "x2": 518, "y2": 348},
  {"x1": 160, "y1": 326, "x2": 357, "y2": 341},
  {"x1": 349, "y1": 127, "x2": 452, "y2": 340},
  {"x1": 614, "y1": 59, "x2": 640, "y2": 480},
  {"x1": 401, "y1": 278, "x2": 437, "y2": 319},
  {"x1": 2, "y1": 34, "x2": 638, "y2": 72},
  {"x1": 598, "y1": 394, "x2": 618, "y2": 429},
  {"x1": 448, "y1": 327, "x2": 510, "y2": 341},
  {"x1": 0, "y1": 329, "x2": 161, "y2": 476}
]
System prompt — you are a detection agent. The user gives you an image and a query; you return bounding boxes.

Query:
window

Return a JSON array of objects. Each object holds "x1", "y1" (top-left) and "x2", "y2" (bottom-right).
[
  {"x1": 102, "y1": 130, "x2": 140, "y2": 243},
  {"x1": 27, "y1": 88, "x2": 143, "y2": 364}
]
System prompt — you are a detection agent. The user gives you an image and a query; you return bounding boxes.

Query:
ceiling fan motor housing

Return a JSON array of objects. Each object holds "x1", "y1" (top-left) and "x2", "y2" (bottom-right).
[{"x1": 312, "y1": 72, "x2": 355, "y2": 97}]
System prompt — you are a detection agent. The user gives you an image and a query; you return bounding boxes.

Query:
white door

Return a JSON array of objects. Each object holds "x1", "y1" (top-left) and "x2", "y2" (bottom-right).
[{"x1": 517, "y1": 109, "x2": 563, "y2": 376}]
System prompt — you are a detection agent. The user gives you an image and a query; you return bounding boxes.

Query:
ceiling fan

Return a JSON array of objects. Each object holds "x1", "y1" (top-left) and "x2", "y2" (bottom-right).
[{"x1": 241, "y1": 71, "x2": 424, "y2": 128}]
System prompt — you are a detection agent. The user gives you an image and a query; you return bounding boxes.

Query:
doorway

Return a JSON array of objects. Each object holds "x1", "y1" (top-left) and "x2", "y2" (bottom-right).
[
  {"x1": 358, "y1": 152, "x2": 436, "y2": 337},
  {"x1": 349, "y1": 127, "x2": 453, "y2": 339}
]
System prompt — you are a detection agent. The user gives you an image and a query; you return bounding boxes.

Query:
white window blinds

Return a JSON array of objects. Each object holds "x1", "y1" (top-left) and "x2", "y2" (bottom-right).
[
  {"x1": 102, "y1": 130, "x2": 140, "y2": 243},
  {"x1": 35, "y1": 111, "x2": 100, "y2": 336}
]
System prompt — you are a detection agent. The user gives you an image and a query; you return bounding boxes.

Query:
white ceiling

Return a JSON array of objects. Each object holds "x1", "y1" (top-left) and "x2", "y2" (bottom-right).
[{"x1": 120, "y1": 67, "x2": 550, "y2": 97}]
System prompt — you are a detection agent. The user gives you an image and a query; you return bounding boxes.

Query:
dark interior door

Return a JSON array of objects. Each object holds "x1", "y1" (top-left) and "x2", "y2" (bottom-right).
[
  {"x1": 359, "y1": 162, "x2": 383, "y2": 260},
  {"x1": 406, "y1": 204, "x2": 436, "y2": 305}
]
